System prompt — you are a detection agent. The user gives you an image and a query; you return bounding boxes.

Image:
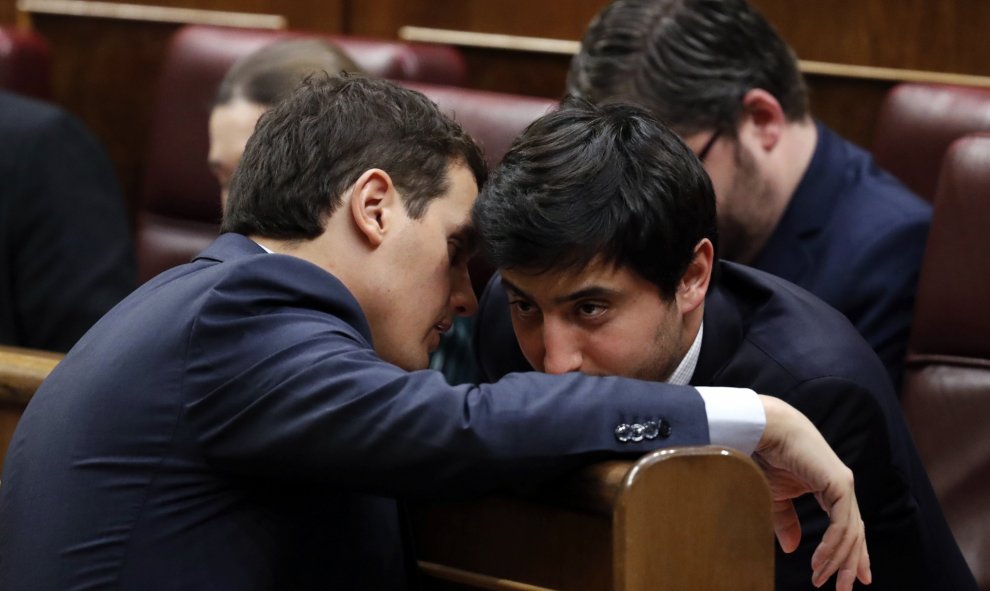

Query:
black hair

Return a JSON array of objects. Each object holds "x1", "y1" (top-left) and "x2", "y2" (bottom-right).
[
  {"x1": 473, "y1": 97, "x2": 717, "y2": 297},
  {"x1": 568, "y1": 0, "x2": 808, "y2": 136},
  {"x1": 222, "y1": 74, "x2": 487, "y2": 239}
]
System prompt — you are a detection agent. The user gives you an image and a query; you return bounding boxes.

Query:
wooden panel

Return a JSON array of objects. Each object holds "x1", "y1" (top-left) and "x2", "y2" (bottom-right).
[
  {"x1": 346, "y1": 0, "x2": 603, "y2": 40},
  {"x1": 750, "y1": 0, "x2": 990, "y2": 76},
  {"x1": 0, "y1": 0, "x2": 14, "y2": 22},
  {"x1": 28, "y1": 13, "x2": 178, "y2": 221},
  {"x1": 805, "y1": 75, "x2": 893, "y2": 150}
]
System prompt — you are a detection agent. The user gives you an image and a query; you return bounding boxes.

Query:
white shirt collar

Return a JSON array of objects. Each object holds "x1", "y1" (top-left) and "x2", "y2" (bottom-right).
[{"x1": 667, "y1": 322, "x2": 703, "y2": 386}]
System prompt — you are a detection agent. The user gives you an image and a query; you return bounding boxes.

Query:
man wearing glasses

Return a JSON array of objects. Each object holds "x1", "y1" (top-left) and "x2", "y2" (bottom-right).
[{"x1": 568, "y1": 0, "x2": 931, "y2": 391}]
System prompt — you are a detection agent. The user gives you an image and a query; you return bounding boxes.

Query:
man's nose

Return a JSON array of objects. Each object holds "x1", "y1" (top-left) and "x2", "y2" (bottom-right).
[
  {"x1": 542, "y1": 321, "x2": 582, "y2": 375},
  {"x1": 450, "y1": 263, "x2": 478, "y2": 317}
]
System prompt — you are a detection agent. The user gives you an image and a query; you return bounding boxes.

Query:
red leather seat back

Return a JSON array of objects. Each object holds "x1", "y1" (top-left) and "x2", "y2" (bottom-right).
[
  {"x1": 0, "y1": 26, "x2": 52, "y2": 100},
  {"x1": 137, "y1": 25, "x2": 468, "y2": 282},
  {"x1": 901, "y1": 133, "x2": 990, "y2": 590},
  {"x1": 873, "y1": 83, "x2": 990, "y2": 202},
  {"x1": 400, "y1": 82, "x2": 558, "y2": 169}
]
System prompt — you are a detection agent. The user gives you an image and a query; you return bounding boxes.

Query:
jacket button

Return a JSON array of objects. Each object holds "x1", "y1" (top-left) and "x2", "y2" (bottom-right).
[
  {"x1": 642, "y1": 421, "x2": 659, "y2": 440},
  {"x1": 615, "y1": 423, "x2": 632, "y2": 442},
  {"x1": 658, "y1": 420, "x2": 672, "y2": 439}
]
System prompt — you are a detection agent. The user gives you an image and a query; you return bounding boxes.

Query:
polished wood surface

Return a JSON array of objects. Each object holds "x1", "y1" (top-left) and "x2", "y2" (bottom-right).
[
  {"x1": 751, "y1": 0, "x2": 990, "y2": 76},
  {"x1": 21, "y1": 0, "x2": 285, "y2": 27},
  {"x1": 416, "y1": 448, "x2": 774, "y2": 591},
  {"x1": 0, "y1": 345, "x2": 62, "y2": 473}
]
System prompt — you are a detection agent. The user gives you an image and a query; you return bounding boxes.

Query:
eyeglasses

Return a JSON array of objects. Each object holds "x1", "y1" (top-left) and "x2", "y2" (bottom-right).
[{"x1": 695, "y1": 129, "x2": 722, "y2": 162}]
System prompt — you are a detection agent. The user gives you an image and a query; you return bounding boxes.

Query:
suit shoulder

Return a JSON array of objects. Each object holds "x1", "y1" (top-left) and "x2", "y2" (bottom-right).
[{"x1": 718, "y1": 263, "x2": 893, "y2": 391}]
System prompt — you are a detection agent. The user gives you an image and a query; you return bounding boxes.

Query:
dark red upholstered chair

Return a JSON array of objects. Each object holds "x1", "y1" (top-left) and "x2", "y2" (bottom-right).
[
  {"x1": 401, "y1": 82, "x2": 558, "y2": 294},
  {"x1": 901, "y1": 133, "x2": 990, "y2": 590},
  {"x1": 0, "y1": 26, "x2": 52, "y2": 100},
  {"x1": 137, "y1": 25, "x2": 468, "y2": 282},
  {"x1": 872, "y1": 83, "x2": 990, "y2": 202}
]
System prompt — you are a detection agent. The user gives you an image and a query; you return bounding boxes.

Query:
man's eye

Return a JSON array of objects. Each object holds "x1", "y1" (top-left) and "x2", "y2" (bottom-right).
[
  {"x1": 577, "y1": 302, "x2": 607, "y2": 318},
  {"x1": 509, "y1": 300, "x2": 537, "y2": 316}
]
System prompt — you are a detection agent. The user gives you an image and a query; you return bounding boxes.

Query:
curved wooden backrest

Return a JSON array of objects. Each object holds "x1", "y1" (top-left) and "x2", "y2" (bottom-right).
[{"x1": 416, "y1": 448, "x2": 774, "y2": 591}]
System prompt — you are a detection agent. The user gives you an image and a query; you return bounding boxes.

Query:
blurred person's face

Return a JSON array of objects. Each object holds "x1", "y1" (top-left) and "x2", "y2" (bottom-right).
[
  {"x1": 208, "y1": 99, "x2": 268, "y2": 206},
  {"x1": 684, "y1": 130, "x2": 775, "y2": 265}
]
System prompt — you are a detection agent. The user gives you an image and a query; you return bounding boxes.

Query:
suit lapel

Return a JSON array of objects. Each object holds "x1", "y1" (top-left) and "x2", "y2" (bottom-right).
[{"x1": 691, "y1": 264, "x2": 748, "y2": 386}]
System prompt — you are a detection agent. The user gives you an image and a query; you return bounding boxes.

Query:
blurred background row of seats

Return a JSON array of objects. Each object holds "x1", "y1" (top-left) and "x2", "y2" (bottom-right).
[
  {"x1": 0, "y1": 25, "x2": 50, "y2": 99},
  {"x1": 139, "y1": 24, "x2": 556, "y2": 289},
  {"x1": 2, "y1": 20, "x2": 989, "y2": 590}
]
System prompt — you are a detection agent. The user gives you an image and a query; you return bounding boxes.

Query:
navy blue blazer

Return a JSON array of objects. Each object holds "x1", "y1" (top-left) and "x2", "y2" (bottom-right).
[
  {"x1": 0, "y1": 91, "x2": 135, "y2": 352},
  {"x1": 752, "y1": 123, "x2": 931, "y2": 390},
  {"x1": 0, "y1": 234, "x2": 717, "y2": 590},
  {"x1": 475, "y1": 262, "x2": 976, "y2": 591}
]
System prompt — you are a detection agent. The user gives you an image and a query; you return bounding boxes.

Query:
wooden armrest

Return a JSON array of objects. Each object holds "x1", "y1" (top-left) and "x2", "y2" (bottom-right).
[
  {"x1": 0, "y1": 344, "x2": 62, "y2": 405},
  {"x1": 415, "y1": 447, "x2": 773, "y2": 591}
]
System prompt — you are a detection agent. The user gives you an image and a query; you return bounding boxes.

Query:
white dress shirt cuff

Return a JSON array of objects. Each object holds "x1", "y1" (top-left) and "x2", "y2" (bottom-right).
[{"x1": 696, "y1": 386, "x2": 765, "y2": 456}]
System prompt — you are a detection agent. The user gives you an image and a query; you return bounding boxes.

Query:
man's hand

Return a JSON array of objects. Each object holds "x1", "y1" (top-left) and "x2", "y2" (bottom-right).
[{"x1": 754, "y1": 395, "x2": 871, "y2": 590}]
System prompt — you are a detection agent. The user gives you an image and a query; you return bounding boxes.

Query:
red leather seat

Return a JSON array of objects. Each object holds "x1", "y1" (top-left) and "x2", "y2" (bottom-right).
[
  {"x1": 137, "y1": 25, "x2": 469, "y2": 282},
  {"x1": 872, "y1": 83, "x2": 990, "y2": 202},
  {"x1": 901, "y1": 133, "x2": 990, "y2": 590},
  {"x1": 400, "y1": 82, "x2": 557, "y2": 170},
  {"x1": 0, "y1": 26, "x2": 52, "y2": 100}
]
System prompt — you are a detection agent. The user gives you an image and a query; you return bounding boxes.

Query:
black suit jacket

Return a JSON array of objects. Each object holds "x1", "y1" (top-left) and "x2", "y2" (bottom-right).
[
  {"x1": 0, "y1": 91, "x2": 136, "y2": 352},
  {"x1": 0, "y1": 234, "x2": 719, "y2": 590},
  {"x1": 475, "y1": 261, "x2": 977, "y2": 591},
  {"x1": 751, "y1": 123, "x2": 931, "y2": 390}
]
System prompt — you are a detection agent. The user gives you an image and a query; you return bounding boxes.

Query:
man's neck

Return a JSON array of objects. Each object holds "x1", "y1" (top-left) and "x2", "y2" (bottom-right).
[{"x1": 774, "y1": 118, "x2": 819, "y2": 214}]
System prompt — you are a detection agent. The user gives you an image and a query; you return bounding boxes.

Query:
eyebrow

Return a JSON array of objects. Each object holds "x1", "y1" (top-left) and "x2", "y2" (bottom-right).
[{"x1": 501, "y1": 277, "x2": 620, "y2": 306}]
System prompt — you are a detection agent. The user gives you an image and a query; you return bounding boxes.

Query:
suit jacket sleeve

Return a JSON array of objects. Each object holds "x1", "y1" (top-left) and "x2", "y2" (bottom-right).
[{"x1": 180, "y1": 267, "x2": 711, "y2": 499}]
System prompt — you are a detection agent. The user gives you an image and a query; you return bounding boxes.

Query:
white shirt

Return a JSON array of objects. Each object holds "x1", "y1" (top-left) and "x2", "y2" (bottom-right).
[{"x1": 668, "y1": 322, "x2": 766, "y2": 456}]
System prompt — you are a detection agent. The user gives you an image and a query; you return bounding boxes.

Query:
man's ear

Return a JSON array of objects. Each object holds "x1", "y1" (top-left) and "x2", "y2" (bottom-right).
[
  {"x1": 348, "y1": 168, "x2": 400, "y2": 248},
  {"x1": 739, "y1": 88, "x2": 786, "y2": 153},
  {"x1": 676, "y1": 238, "x2": 714, "y2": 315}
]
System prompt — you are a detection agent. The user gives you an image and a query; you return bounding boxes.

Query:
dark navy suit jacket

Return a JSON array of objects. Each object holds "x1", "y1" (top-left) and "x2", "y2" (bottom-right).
[
  {"x1": 0, "y1": 234, "x2": 718, "y2": 590},
  {"x1": 475, "y1": 262, "x2": 977, "y2": 591},
  {"x1": 751, "y1": 123, "x2": 931, "y2": 390},
  {"x1": 0, "y1": 91, "x2": 135, "y2": 352}
]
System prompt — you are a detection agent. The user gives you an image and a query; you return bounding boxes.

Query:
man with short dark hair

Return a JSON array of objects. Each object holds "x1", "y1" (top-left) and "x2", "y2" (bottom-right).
[
  {"x1": 473, "y1": 98, "x2": 976, "y2": 591},
  {"x1": 0, "y1": 76, "x2": 868, "y2": 590},
  {"x1": 568, "y1": 0, "x2": 930, "y2": 390}
]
